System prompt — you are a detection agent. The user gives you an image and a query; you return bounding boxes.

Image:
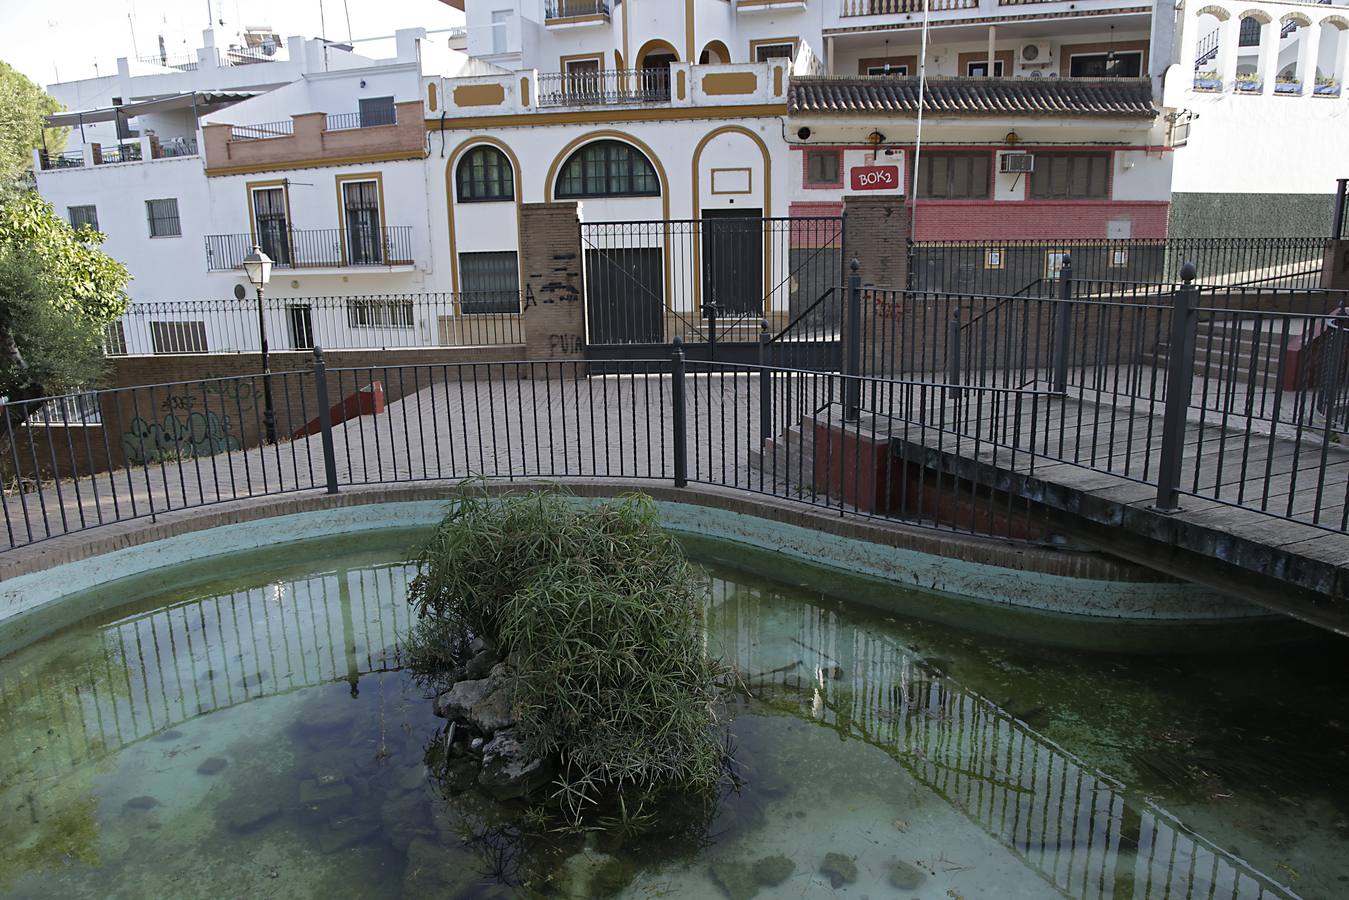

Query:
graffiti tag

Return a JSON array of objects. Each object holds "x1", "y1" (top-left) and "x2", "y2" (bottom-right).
[{"x1": 122, "y1": 411, "x2": 241, "y2": 465}]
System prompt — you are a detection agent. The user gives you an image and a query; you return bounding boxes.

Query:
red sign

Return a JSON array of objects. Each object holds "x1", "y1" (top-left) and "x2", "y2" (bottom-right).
[{"x1": 850, "y1": 165, "x2": 900, "y2": 191}]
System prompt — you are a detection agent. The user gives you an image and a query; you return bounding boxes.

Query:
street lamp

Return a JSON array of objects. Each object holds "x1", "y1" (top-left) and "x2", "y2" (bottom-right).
[{"x1": 242, "y1": 245, "x2": 277, "y2": 444}]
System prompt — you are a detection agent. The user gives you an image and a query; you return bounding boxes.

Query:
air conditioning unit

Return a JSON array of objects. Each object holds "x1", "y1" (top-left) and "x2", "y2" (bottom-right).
[
  {"x1": 1000, "y1": 152, "x2": 1034, "y2": 174},
  {"x1": 1019, "y1": 42, "x2": 1055, "y2": 67}
]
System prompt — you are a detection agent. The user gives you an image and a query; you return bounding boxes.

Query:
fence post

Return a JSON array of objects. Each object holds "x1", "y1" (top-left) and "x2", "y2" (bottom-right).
[
  {"x1": 1334, "y1": 178, "x2": 1348, "y2": 240},
  {"x1": 704, "y1": 301, "x2": 718, "y2": 362},
  {"x1": 845, "y1": 258, "x2": 862, "y2": 422},
  {"x1": 759, "y1": 320, "x2": 772, "y2": 447},
  {"x1": 946, "y1": 306, "x2": 962, "y2": 401},
  {"x1": 671, "y1": 337, "x2": 688, "y2": 487},
  {"x1": 312, "y1": 346, "x2": 340, "y2": 495},
  {"x1": 1153, "y1": 262, "x2": 1199, "y2": 513},
  {"x1": 1053, "y1": 253, "x2": 1073, "y2": 394}
]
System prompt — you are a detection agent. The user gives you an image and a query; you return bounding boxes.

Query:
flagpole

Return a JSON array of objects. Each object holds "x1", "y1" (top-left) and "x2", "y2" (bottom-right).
[{"x1": 911, "y1": 0, "x2": 931, "y2": 240}]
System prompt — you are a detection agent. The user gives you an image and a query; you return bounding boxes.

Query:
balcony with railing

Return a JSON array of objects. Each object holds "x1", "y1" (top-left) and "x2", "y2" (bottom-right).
[
  {"x1": 841, "y1": 0, "x2": 975, "y2": 13},
  {"x1": 545, "y1": 0, "x2": 611, "y2": 24},
  {"x1": 537, "y1": 68, "x2": 671, "y2": 107},
  {"x1": 36, "y1": 135, "x2": 199, "y2": 172},
  {"x1": 203, "y1": 226, "x2": 416, "y2": 272},
  {"x1": 202, "y1": 100, "x2": 424, "y2": 174}
]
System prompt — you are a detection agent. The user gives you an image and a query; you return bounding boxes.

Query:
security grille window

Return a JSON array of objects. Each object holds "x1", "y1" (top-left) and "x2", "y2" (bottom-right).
[
  {"x1": 966, "y1": 60, "x2": 1004, "y2": 77},
  {"x1": 346, "y1": 298, "x2": 415, "y2": 328},
  {"x1": 1029, "y1": 152, "x2": 1111, "y2": 200},
  {"x1": 866, "y1": 64, "x2": 907, "y2": 75},
  {"x1": 915, "y1": 151, "x2": 991, "y2": 200},
  {"x1": 457, "y1": 146, "x2": 515, "y2": 202},
  {"x1": 150, "y1": 320, "x2": 208, "y2": 353},
  {"x1": 251, "y1": 187, "x2": 291, "y2": 265},
  {"x1": 145, "y1": 198, "x2": 181, "y2": 237},
  {"x1": 342, "y1": 180, "x2": 384, "y2": 265},
  {"x1": 1068, "y1": 52, "x2": 1143, "y2": 78},
  {"x1": 358, "y1": 96, "x2": 396, "y2": 127},
  {"x1": 1239, "y1": 17, "x2": 1261, "y2": 47},
  {"x1": 104, "y1": 320, "x2": 127, "y2": 355},
  {"x1": 805, "y1": 150, "x2": 841, "y2": 186},
  {"x1": 459, "y1": 251, "x2": 522, "y2": 313},
  {"x1": 754, "y1": 42, "x2": 795, "y2": 62},
  {"x1": 555, "y1": 140, "x2": 660, "y2": 198},
  {"x1": 68, "y1": 205, "x2": 99, "y2": 231}
]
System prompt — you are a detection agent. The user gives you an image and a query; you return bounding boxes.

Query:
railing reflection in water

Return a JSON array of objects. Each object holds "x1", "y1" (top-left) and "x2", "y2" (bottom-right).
[
  {"x1": 0, "y1": 559, "x2": 415, "y2": 781},
  {"x1": 708, "y1": 578, "x2": 1295, "y2": 900}
]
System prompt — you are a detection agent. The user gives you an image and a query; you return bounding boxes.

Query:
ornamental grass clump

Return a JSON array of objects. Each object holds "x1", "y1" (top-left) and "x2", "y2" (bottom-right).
[{"x1": 408, "y1": 489, "x2": 725, "y2": 815}]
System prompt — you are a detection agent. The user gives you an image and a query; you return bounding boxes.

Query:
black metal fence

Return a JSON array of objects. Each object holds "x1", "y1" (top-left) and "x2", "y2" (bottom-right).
[
  {"x1": 204, "y1": 226, "x2": 415, "y2": 271},
  {"x1": 103, "y1": 293, "x2": 526, "y2": 355},
  {"x1": 579, "y1": 216, "x2": 845, "y2": 348},
  {"x1": 909, "y1": 237, "x2": 1329, "y2": 295}
]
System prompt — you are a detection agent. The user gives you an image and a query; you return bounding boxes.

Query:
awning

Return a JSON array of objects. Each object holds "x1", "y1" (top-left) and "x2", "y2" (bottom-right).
[
  {"x1": 44, "y1": 90, "x2": 262, "y2": 128},
  {"x1": 788, "y1": 77, "x2": 1157, "y2": 120}
]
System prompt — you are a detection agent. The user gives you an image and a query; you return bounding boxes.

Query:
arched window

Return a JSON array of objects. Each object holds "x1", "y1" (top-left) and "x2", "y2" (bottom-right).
[
  {"x1": 457, "y1": 146, "x2": 514, "y2": 203},
  {"x1": 1239, "y1": 17, "x2": 1262, "y2": 47},
  {"x1": 555, "y1": 140, "x2": 660, "y2": 199}
]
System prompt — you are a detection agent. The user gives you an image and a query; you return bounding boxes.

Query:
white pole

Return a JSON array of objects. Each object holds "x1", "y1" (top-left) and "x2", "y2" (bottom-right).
[{"x1": 912, "y1": 0, "x2": 931, "y2": 237}]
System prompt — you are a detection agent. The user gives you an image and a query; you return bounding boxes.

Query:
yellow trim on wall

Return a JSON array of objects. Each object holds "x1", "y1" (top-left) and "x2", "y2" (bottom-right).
[
  {"x1": 206, "y1": 149, "x2": 426, "y2": 178},
  {"x1": 749, "y1": 36, "x2": 800, "y2": 63},
  {"x1": 709, "y1": 167, "x2": 753, "y2": 195},
  {"x1": 422, "y1": 103, "x2": 787, "y2": 131},
  {"x1": 635, "y1": 38, "x2": 681, "y2": 68},
  {"x1": 690, "y1": 125, "x2": 774, "y2": 312},
  {"x1": 559, "y1": 52, "x2": 605, "y2": 72},
  {"x1": 685, "y1": 0, "x2": 695, "y2": 66},
  {"x1": 520, "y1": 76, "x2": 531, "y2": 107},
  {"x1": 544, "y1": 130, "x2": 673, "y2": 311},
  {"x1": 444, "y1": 137, "x2": 525, "y2": 299},
  {"x1": 428, "y1": 82, "x2": 438, "y2": 113},
  {"x1": 454, "y1": 83, "x2": 507, "y2": 107},
  {"x1": 677, "y1": 69, "x2": 687, "y2": 101},
  {"x1": 702, "y1": 72, "x2": 759, "y2": 95},
  {"x1": 774, "y1": 65, "x2": 784, "y2": 97},
  {"x1": 699, "y1": 40, "x2": 732, "y2": 64},
  {"x1": 334, "y1": 171, "x2": 389, "y2": 267}
]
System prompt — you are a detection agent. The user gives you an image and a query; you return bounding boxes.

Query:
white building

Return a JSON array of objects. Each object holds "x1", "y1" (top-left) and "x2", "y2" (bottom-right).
[{"x1": 29, "y1": 0, "x2": 1346, "y2": 355}]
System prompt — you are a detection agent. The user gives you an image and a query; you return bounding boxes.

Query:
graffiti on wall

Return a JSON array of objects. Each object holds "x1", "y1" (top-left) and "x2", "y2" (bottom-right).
[{"x1": 121, "y1": 411, "x2": 242, "y2": 465}]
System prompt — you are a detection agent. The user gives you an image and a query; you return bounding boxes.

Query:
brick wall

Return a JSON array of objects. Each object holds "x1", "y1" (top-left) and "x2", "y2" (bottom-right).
[
  {"x1": 911, "y1": 201, "x2": 1169, "y2": 241},
  {"x1": 520, "y1": 202, "x2": 586, "y2": 365}
]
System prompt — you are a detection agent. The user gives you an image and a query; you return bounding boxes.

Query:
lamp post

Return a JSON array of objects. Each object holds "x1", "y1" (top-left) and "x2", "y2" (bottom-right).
[{"x1": 242, "y1": 245, "x2": 276, "y2": 444}]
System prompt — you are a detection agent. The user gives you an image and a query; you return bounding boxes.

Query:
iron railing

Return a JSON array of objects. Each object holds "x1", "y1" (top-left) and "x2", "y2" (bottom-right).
[
  {"x1": 579, "y1": 216, "x2": 846, "y2": 348},
  {"x1": 221, "y1": 44, "x2": 284, "y2": 66},
  {"x1": 97, "y1": 143, "x2": 143, "y2": 165},
  {"x1": 325, "y1": 109, "x2": 397, "y2": 131},
  {"x1": 841, "y1": 0, "x2": 976, "y2": 13},
  {"x1": 39, "y1": 150, "x2": 85, "y2": 170},
  {"x1": 5, "y1": 264, "x2": 1346, "y2": 554},
  {"x1": 104, "y1": 293, "x2": 526, "y2": 354},
  {"x1": 157, "y1": 136, "x2": 199, "y2": 158},
  {"x1": 203, "y1": 226, "x2": 415, "y2": 271},
  {"x1": 136, "y1": 52, "x2": 199, "y2": 71},
  {"x1": 545, "y1": 0, "x2": 610, "y2": 18},
  {"x1": 909, "y1": 237, "x2": 1331, "y2": 295},
  {"x1": 537, "y1": 68, "x2": 671, "y2": 107},
  {"x1": 228, "y1": 120, "x2": 295, "y2": 141}
]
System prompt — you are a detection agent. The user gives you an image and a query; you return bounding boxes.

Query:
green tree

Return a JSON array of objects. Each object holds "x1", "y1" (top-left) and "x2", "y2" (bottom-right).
[
  {"x1": 0, "y1": 60, "x2": 66, "y2": 184},
  {"x1": 0, "y1": 188, "x2": 130, "y2": 414}
]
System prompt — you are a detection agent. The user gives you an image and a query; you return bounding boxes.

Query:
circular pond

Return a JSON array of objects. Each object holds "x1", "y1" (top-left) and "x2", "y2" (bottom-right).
[{"x1": 0, "y1": 528, "x2": 1343, "y2": 899}]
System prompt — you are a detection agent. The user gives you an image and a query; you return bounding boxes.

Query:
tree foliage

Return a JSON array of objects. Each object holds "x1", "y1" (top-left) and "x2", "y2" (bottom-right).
[
  {"x1": 0, "y1": 59, "x2": 65, "y2": 184},
  {"x1": 0, "y1": 188, "x2": 131, "y2": 403}
]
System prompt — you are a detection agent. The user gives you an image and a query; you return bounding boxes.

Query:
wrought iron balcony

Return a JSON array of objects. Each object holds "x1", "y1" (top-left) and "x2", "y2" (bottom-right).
[
  {"x1": 842, "y1": 0, "x2": 975, "y2": 14},
  {"x1": 545, "y1": 0, "x2": 611, "y2": 20},
  {"x1": 537, "y1": 68, "x2": 671, "y2": 108},
  {"x1": 204, "y1": 226, "x2": 415, "y2": 272}
]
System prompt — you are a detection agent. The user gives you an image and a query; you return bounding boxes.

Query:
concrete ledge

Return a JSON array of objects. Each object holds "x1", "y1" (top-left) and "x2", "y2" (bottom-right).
[{"x1": 0, "y1": 481, "x2": 1262, "y2": 631}]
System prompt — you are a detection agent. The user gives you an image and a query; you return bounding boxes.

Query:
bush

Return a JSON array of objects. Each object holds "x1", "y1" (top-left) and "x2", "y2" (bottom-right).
[{"x1": 408, "y1": 488, "x2": 725, "y2": 816}]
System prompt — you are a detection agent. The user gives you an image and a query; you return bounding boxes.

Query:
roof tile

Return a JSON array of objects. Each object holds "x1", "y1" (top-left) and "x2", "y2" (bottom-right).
[{"x1": 788, "y1": 77, "x2": 1156, "y2": 119}]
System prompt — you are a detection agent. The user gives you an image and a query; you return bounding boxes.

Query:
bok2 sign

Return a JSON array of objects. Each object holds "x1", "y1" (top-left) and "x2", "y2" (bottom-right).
[{"x1": 850, "y1": 165, "x2": 900, "y2": 192}]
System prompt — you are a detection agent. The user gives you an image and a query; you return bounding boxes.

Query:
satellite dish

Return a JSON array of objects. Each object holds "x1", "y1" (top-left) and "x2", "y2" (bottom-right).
[{"x1": 233, "y1": 283, "x2": 247, "y2": 300}]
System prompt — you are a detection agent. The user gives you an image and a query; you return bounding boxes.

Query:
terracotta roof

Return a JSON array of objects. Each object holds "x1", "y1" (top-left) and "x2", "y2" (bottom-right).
[{"x1": 788, "y1": 77, "x2": 1156, "y2": 119}]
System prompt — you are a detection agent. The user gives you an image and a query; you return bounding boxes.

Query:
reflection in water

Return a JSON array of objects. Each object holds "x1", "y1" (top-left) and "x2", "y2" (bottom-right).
[{"x1": 0, "y1": 545, "x2": 1315, "y2": 898}]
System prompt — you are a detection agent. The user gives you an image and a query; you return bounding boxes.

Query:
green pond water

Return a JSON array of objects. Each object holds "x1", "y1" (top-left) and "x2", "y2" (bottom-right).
[{"x1": 1, "y1": 529, "x2": 1346, "y2": 899}]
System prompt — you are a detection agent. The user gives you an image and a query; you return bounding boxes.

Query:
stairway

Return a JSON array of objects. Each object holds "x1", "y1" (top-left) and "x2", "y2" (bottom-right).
[{"x1": 1143, "y1": 317, "x2": 1298, "y2": 388}]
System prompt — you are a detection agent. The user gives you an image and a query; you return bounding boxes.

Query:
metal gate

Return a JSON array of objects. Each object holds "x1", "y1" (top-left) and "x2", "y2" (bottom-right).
[{"x1": 580, "y1": 214, "x2": 845, "y2": 364}]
